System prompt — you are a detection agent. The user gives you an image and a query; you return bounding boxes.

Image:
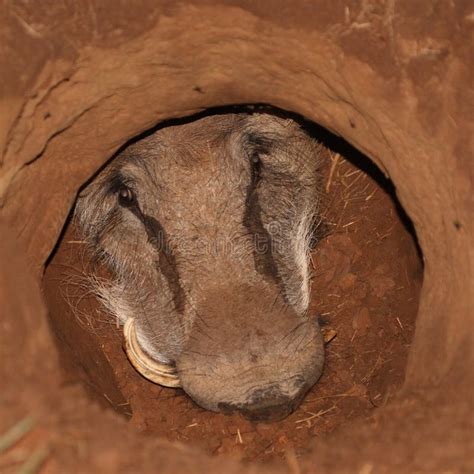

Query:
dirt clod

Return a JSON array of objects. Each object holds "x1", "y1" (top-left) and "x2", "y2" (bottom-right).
[{"x1": 352, "y1": 308, "x2": 372, "y2": 335}]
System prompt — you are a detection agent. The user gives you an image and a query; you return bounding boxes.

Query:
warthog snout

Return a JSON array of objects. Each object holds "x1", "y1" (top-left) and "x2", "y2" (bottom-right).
[
  {"x1": 218, "y1": 387, "x2": 306, "y2": 422},
  {"x1": 177, "y1": 284, "x2": 324, "y2": 421},
  {"x1": 75, "y1": 112, "x2": 325, "y2": 420}
]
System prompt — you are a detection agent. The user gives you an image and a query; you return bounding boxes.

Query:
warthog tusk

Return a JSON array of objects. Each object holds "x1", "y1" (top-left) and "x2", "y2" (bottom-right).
[{"x1": 123, "y1": 318, "x2": 181, "y2": 388}]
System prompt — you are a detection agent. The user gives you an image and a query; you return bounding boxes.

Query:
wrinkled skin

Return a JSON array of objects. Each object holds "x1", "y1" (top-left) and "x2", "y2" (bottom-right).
[{"x1": 75, "y1": 112, "x2": 325, "y2": 421}]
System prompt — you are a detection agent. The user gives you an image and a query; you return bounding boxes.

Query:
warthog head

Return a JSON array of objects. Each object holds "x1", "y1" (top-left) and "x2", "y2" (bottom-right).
[{"x1": 75, "y1": 112, "x2": 325, "y2": 421}]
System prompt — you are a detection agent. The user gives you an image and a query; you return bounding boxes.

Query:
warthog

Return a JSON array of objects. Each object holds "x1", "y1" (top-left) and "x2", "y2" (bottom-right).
[{"x1": 75, "y1": 112, "x2": 325, "y2": 421}]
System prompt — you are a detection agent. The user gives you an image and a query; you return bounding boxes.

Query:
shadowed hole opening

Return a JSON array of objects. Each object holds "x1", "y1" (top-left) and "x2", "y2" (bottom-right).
[{"x1": 43, "y1": 105, "x2": 423, "y2": 463}]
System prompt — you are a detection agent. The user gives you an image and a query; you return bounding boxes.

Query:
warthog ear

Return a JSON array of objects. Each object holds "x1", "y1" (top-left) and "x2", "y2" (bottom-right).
[{"x1": 123, "y1": 318, "x2": 181, "y2": 388}]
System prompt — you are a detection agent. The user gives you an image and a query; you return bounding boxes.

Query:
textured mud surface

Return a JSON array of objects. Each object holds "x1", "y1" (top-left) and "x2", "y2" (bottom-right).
[{"x1": 44, "y1": 147, "x2": 422, "y2": 463}]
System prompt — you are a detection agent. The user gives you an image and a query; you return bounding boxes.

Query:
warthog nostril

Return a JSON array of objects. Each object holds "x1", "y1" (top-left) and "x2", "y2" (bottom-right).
[{"x1": 217, "y1": 385, "x2": 307, "y2": 422}]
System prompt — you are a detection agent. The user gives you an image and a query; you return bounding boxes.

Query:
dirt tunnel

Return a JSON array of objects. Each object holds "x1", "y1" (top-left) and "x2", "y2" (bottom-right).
[{"x1": 1, "y1": 2, "x2": 472, "y2": 473}]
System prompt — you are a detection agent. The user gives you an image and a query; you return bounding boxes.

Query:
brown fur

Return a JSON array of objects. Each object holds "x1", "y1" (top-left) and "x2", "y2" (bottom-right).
[{"x1": 75, "y1": 112, "x2": 325, "y2": 420}]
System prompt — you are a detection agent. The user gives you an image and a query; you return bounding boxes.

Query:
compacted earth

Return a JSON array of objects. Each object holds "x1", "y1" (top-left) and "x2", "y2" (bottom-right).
[{"x1": 43, "y1": 142, "x2": 423, "y2": 463}]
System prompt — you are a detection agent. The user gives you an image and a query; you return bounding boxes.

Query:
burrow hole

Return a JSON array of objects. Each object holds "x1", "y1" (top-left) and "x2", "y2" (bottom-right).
[{"x1": 43, "y1": 106, "x2": 423, "y2": 463}]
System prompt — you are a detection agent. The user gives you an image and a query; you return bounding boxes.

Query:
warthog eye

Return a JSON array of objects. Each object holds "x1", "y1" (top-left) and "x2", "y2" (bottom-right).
[
  {"x1": 250, "y1": 153, "x2": 262, "y2": 183},
  {"x1": 117, "y1": 185, "x2": 136, "y2": 207}
]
